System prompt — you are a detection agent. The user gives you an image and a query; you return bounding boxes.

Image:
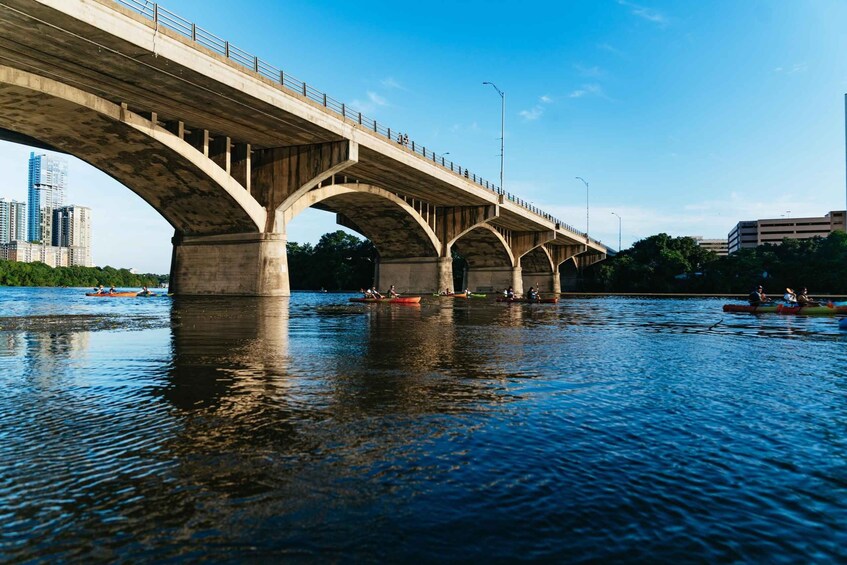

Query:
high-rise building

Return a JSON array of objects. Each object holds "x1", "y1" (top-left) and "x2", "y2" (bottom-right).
[
  {"x1": 27, "y1": 152, "x2": 67, "y2": 243},
  {"x1": 728, "y1": 210, "x2": 847, "y2": 254},
  {"x1": 52, "y1": 205, "x2": 92, "y2": 266},
  {"x1": 0, "y1": 199, "x2": 26, "y2": 244}
]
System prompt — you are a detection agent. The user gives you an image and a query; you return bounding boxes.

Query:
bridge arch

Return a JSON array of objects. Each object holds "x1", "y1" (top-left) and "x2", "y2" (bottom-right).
[
  {"x1": 0, "y1": 66, "x2": 266, "y2": 235},
  {"x1": 283, "y1": 182, "x2": 450, "y2": 293},
  {"x1": 282, "y1": 183, "x2": 440, "y2": 259}
]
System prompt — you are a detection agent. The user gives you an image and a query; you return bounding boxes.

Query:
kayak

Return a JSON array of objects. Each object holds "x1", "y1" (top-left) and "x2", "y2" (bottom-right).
[
  {"x1": 432, "y1": 292, "x2": 468, "y2": 298},
  {"x1": 496, "y1": 297, "x2": 559, "y2": 304},
  {"x1": 85, "y1": 292, "x2": 142, "y2": 297},
  {"x1": 349, "y1": 296, "x2": 422, "y2": 304},
  {"x1": 722, "y1": 303, "x2": 847, "y2": 315},
  {"x1": 469, "y1": 293, "x2": 487, "y2": 298}
]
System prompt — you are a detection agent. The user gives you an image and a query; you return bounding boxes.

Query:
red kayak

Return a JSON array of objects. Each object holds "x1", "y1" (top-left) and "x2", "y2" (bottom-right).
[
  {"x1": 496, "y1": 297, "x2": 559, "y2": 304},
  {"x1": 349, "y1": 296, "x2": 421, "y2": 304}
]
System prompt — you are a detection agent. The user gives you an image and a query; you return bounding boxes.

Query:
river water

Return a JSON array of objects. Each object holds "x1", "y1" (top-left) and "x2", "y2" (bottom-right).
[{"x1": 1, "y1": 287, "x2": 846, "y2": 562}]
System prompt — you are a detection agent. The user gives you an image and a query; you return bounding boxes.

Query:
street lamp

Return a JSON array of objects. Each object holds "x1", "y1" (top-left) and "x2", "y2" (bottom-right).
[
  {"x1": 611, "y1": 212, "x2": 621, "y2": 251},
  {"x1": 483, "y1": 81, "x2": 505, "y2": 192},
  {"x1": 575, "y1": 177, "x2": 589, "y2": 238}
]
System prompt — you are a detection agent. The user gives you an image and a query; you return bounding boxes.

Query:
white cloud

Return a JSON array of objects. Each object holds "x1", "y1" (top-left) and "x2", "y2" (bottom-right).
[
  {"x1": 774, "y1": 63, "x2": 807, "y2": 74},
  {"x1": 617, "y1": 0, "x2": 669, "y2": 26},
  {"x1": 367, "y1": 91, "x2": 388, "y2": 106},
  {"x1": 381, "y1": 77, "x2": 405, "y2": 90},
  {"x1": 519, "y1": 107, "x2": 544, "y2": 121},
  {"x1": 569, "y1": 83, "x2": 606, "y2": 99},
  {"x1": 597, "y1": 43, "x2": 626, "y2": 57},
  {"x1": 574, "y1": 64, "x2": 606, "y2": 78},
  {"x1": 540, "y1": 95, "x2": 553, "y2": 104}
]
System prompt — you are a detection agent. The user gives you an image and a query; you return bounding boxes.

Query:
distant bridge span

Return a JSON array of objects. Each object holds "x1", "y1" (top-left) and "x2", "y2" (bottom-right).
[{"x1": 0, "y1": 0, "x2": 608, "y2": 295}]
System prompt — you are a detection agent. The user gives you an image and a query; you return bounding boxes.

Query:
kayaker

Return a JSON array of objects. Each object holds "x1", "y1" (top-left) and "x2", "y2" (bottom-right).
[
  {"x1": 783, "y1": 288, "x2": 797, "y2": 304},
  {"x1": 748, "y1": 285, "x2": 769, "y2": 306},
  {"x1": 370, "y1": 286, "x2": 383, "y2": 299},
  {"x1": 505, "y1": 286, "x2": 515, "y2": 299},
  {"x1": 387, "y1": 285, "x2": 399, "y2": 298},
  {"x1": 138, "y1": 286, "x2": 151, "y2": 296},
  {"x1": 527, "y1": 286, "x2": 539, "y2": 301},
  {"x1": 94, "y1": 284, "x2": 104, "y2": 294},
  {"x1": 108, "y1": 285, "x2": 116, "y2": 294},
  {"x1": 797, "y1": 287, "x2": 819, "y2": 307}
]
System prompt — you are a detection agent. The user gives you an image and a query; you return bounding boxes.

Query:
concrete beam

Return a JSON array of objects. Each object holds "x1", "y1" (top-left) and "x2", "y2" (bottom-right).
[
  {"x1": 511, "y1": 230, "x2": 557, "y2": 259},
  {"x1": 437, "y1": 204, "x2": 498, "y2": 255},
  {"x1": 186, "y1": 128, "x2": 209, "y2": 157},
  {"x1": 231, "y1": 142, "x2": 251, "y2": 192},
  {"x1": 252, "y1": 140, "x2": 358, "y2": 231},
  {"x1": 209, "y1": 135, "x2": 231, "y2": 174},
  {"x1": 547, "y1": 244, "x2": 587, "y2": 266}
]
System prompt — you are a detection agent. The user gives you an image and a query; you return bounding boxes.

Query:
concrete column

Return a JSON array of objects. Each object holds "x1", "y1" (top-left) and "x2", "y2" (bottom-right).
[
  {"x1": 377, "y1": 257, "x2": 445, "y2": 294},
  {"x1": 466, "y1": 267, "x2": 516, "y2": 295},
  {"x1": 437, "y1": 256, "x2": 453, "y2": 293},
  {"x1": 552, "y1": 265, "x2": 562, "y2": 294},
  {"x1": 522, "y1": 271, "x2": 553, "y2": 293},
  {"x1": 511, "y1": 266, "x2": 523, "y2": 296},
  {"x1": 170, "y1": 232, "x2": 289, "y2": 296}
]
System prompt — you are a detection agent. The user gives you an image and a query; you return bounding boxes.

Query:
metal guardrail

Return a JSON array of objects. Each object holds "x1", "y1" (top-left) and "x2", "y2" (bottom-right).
[{"x1": 114, "y1": 0, "x2": 597, "y2": 244}]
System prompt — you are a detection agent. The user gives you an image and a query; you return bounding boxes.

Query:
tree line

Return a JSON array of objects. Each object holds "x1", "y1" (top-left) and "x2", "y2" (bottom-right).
[
  {"x1": 8, "y1": 228, "x2": 843, "y2": 295},
  {"x1": 0, "y1": 261, "x2": 166, "y2": 288},
  {"x1": 587, "y1": 231, "x2": 847, "y2": 294}
]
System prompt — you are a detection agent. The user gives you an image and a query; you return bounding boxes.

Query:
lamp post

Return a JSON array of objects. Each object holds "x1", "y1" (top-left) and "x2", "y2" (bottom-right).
[
  {"x1": 483, "y1": 81, "x2": 505, "y2": 193},
  {"x1": 611, "y1": 212, "x2": 621, "y2": 251},
  {"x1": 575, "y1": 177, "x2": 589, "y2": 238}
]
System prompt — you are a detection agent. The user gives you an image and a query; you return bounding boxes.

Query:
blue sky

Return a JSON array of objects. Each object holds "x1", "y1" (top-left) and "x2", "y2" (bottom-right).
[{"x1": 2, "y1": 0, "x2": 846, "y2": 272}]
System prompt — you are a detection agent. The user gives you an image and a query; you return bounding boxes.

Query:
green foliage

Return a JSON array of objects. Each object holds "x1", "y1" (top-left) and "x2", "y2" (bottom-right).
[
  {"x1": 0, "y1": 260, "x2": 166, "y2": 288},
  {"x1": 588, "y1": 231, "x2": 847, "y2": 294},
  {"x1": 287, "y1": 230, "x2": 376, "y2": 291}
]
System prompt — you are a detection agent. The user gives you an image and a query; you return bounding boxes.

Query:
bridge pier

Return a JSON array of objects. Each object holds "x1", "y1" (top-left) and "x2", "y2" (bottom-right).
[
  {"x1": 170, "y1": 232, "x2": 289, "y2": 296},
  {"x1": 376, "y1": 256, "x2": 451, "y2": 295},
  {"x1": 466, "y1": 266, "x2": 523, "y2": 295},
  {"x1": 522, "y1": 271, "x2": 556, "y2": 294}
]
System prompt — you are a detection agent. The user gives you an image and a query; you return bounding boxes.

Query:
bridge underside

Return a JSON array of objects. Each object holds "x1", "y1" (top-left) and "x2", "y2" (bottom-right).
[{"x1": 0, "y1": 0, "x2": 607, "y2": 296}]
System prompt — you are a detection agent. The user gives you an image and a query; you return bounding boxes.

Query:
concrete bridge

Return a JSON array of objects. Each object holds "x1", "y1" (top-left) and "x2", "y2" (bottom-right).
[{"x1": 0, "y1": 0, "x2": 608, "y2": 296}]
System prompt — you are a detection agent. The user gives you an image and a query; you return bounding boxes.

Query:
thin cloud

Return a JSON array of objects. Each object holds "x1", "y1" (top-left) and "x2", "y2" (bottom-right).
[
  {"x1": 520, "y1": 95, "x2": 554, "y2": 121},
  {"x1": 617, "y1": 0, "x2": 670, "y2": 26},
  {"x1": 569, "y1": 83, "x2": 606, "y2": 99},
  {"x1": 520, "y1": 107, "x2": 544, "y2": 121},
  {"x1": 574, "y1": 64, "x2": 606, "y2": 78},
  {"x1": 773, "y1": 63, "x2": 807, "y2": 74},
  {"x1": 367, "y1": 91, "x2": 388, "y2": 106},
  {"x1": 597, "y1": 43, "x2": 627, "y2": 57},
  {"x1": 381, "y1": 77, "x2": 405, "y2": 90}
]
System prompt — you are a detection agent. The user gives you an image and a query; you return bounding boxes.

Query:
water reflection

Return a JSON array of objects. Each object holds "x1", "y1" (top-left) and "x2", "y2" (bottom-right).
[{"x1": 2, "y1": 292, "x2": 847, "y2": 562}]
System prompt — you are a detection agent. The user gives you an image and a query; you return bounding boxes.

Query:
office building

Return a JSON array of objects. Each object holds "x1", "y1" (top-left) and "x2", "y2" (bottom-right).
[
  {"x1": 728, "y1": 210, "x2": 847, "y2": 254},
  {"x1": 692, "y1": 237, "x2": 728, "y2": 256},
  {"x1": 0, "y1": 198, "x2": 26, "y2": 244},
  {"x1": 53, "y1": 205, "x2": 92, "y2": 266},
  {"x1": 27, "y1": 152, "x2": 67, "y2": 243}
]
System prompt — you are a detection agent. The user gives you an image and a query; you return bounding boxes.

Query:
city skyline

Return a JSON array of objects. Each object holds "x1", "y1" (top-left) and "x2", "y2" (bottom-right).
[{"x1": 1, "y1": 0, "x2": 846, "y2": 273}]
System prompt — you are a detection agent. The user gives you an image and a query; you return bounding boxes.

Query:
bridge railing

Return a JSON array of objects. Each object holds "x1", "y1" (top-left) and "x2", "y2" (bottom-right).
[{"x1": 114, "y1": 0, "x2": 596, "y2": 245}]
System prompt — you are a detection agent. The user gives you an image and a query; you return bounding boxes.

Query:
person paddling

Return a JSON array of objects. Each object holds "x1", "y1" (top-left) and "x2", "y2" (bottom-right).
[
  {"x1": 797, "y1": 287, "x2": 820, "y2": 307},
  {"x1": 748, "y1": 285, "x2": 770, "y2": 306},
  {"x1": 783, "y1": 288, "x2": 797, "y2": 305}
]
